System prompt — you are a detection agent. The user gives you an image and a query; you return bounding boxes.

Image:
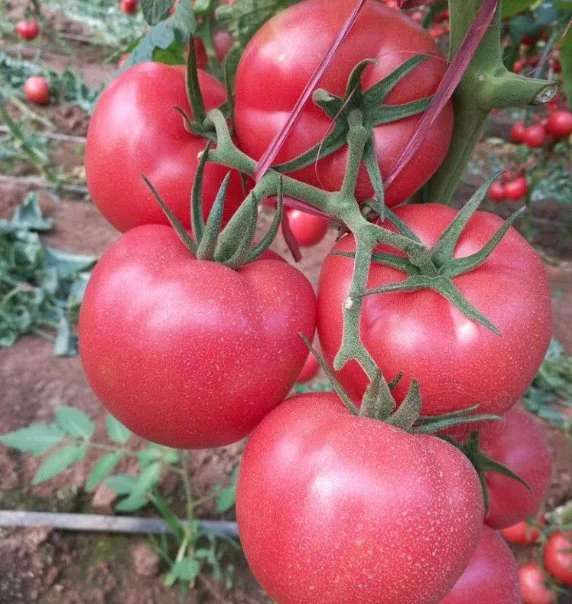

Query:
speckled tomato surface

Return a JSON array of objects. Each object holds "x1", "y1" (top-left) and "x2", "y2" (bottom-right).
[
  {"x1": 318, "y1": 204, "x2": 552, "y2": 416},
  {"x1": 441, "y1": 526, "x2": 520, "y2": 603},
  {"x1": 79, "y1": 225, "x2": 317, "y2": 449},
  {"x1": 237, "y1": 393, "x2": 484, "y2": 604}
]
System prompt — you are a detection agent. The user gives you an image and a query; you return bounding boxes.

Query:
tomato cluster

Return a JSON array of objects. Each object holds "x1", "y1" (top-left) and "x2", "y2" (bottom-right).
[{"x1": 79, "y1": 0, "x2": 559, "y2": 602}]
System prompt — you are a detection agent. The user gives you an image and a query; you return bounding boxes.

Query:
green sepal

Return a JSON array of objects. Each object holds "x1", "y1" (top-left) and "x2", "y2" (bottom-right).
[
  {"x1": 360, "y1": 371, "x2": 397, "y2": 420},
  {"x1": 412, "y1": 407, "x2": 502, "y2": 435},
  {"x1": 383, "y1": 208, "x2": 422, "y2": 243},
  {"x1": 365, "y1": 97, "x2": 431, "y2": 128},
  {"x1": 363, "y1": 137, "x2": 385, "y2": 216},
  {"x1": 185, "y1": 33, "x2": 207, "y2": 129},
  {"x1": 313, "y1": 89, "x2": 344, "y2": 119},
  {"x1": 196, "y1": 172, "x2": 231, "y2": 261},
  {"x1": 299, "y1": 334, "x2": 360, "y2": 416},
  {"x1": 191, "y1": 142, "x2": 212, "y2": 244},
  {"x1": 142, "y1": 175, "x2": 197, "y2": 254},
  {"x1": 222, "y1": 194, "x2": 259, "y2": 268},
  {"x1": 386, "y1": 380, "x2": 422, "y2": 430},
  {"x1": 331, "y1": 249, "x2": 414, "y2": 273}
]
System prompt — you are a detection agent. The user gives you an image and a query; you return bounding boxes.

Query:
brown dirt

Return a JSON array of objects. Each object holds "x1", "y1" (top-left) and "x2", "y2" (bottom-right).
[{"x1": 1, "y1": 2, "x2": 571, "y2": 602}]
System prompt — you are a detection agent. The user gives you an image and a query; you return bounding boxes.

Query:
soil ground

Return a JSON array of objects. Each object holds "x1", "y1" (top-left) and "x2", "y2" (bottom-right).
[{"x1": 1, "y1": 2, "x2": 571, "y2": 602}]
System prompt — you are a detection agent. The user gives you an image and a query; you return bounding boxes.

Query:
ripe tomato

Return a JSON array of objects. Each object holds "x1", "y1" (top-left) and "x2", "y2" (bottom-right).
[
  {"x1": 237, "y1": 393, "x2": 484, "y2": 604},
  {"x1": 523, "y1": 124, "x2": 547, "y2": 148},
  {"x1": 79, "y1": 226, "x2": 317, "y2": 449},
  {"x1": 441, "y1": 526, "x2": 520, "y2": 603},
  {"x1": 488, "y1": 181, "x2": 505, "y2": 202},
  {"x1": 287, "y1": 209, "x2": 329, "y2": 247},
  {"x1": 121, "y1": 0, "x2": 137, "y2": 14},
  {"x1": 544, "y1": 532, "x2": 572, "y2": 586},
  {"x1": 86, "y1": 63, "x2": 243, "y2": 233},
  {"x1": 545, "y1": 111, "x2": 572, "y2": 139},
  {"x1": 519, "y1": 564, "x2": 554, "y2": 604},
  {"x1": 317, "y1": 204, "x2": 552, "y2": 416},
  {"x1": 24, "y1": 76, "x2": 49, "y2": 105},
  {"x1": 501, "y1": 520, "x2": 543, "y2": 546},
  {"x1": 214, "y1": 30, "x2": 233, "y2": 63},
  {"x1": 234, "y1": 0, "x2": 453, "y2": 208},
  {"x1": 510, "y1": 121, "x2": 526, "y2": 144},
  {"x1": 450, "y1": 408, "x2": 552, "y2": 530},
  {"x1": 296, "y1": 352, "x2": 320, "y2": 383},
  {"x1": 503, "y1": 175, "x2": 528, "y2": 201},
  {"x1": 16, "y1": 20, "x2": 39, "y2": 40}
]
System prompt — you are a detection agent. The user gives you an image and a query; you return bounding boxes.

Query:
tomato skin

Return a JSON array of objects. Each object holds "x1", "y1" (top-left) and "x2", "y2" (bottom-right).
[
  {"x1": 544, "y1": 532, "x2": 572, "y2": 585},
  {"x1": 317, "y1": 204, "x2": 552, "y2": 416},
  {"x1": 523, "y1": 124, "x2": 547, "y2": 148},
  {"x1": 488, "y1": 181, "x2": 506, "y2": 202},
  {"x1": 85, "y1": 63, "x2": 243, "y2": 233},
  {"x1": 234, "y1": 0, "x2": 453, "y2": 208},
  {"x1": 121, "y1": 0, "x2": 138, "y2": 14},
  {"x1": 519, "y1": 564, "x2": 554, "y2": 604},
  {"x1": 503, "y1": 175, "x2": 528, "y2": 201},
  {"x1": 501, "y1": 520, "x2": 542, "y2": 545},
  {"x1": 16, "y1": 20, "x2": 40, "y2": 40},
  {"x1": 296, "y1": 352, "x2": 320, "y2": 383},
  {"x1": 79, "y1": 225, "x2": 317, "y2": 449},
  {"x1": 510, "y1": 121, "x2": 526, "y2": 144},
  {"x1": 441, "y1": 526, "x2": 520, "y2": 603},
  {"x1": 287, "y1": 209, "x2": 329, "y2": 247},
  {"x1": 545, "y1": 111, "x2": 572, "y2": 139},
  {"x1": 24, "y1": 76, "x2": 49, "y2": 105},
  {"x1": 237, "y1": 393, "x2": 484, "y2": 604}
]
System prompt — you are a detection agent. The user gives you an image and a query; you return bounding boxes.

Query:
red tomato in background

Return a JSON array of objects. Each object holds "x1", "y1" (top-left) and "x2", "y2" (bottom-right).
[
  {"x1": 79, "y1": 226, "x2": 317, "y2": 449},
  {"x1": 523, "y1": 124, "x2": 547, "y2": 148},
  {"x1": 510, "y1": 121, "x2": 526, "y2": 144},
  {"x1": 16, "y1": 20, "x2": 40, "y2": 40},
  {"x1": 24, "y1": 76, "x2": 49, "y2": 105},
  {"x1": 237, "y1": 393, "x2": 484, "y2": 604},
  {"x1": 214, "y1": 30, "x2": 233, "y2": 63},
  {"x1": 441, "y1": 526, "x2": 520, "y2": 603},
  {"x1": 121, "y1": 0, "x2": 138, "y2": 14},
  {"x1": 296, "y1": 352, "x2": 320, "y2": 383},
  {"x1": 544, "y1": 532, "x2": 572, "y2": 585},
  {"x1": 85, "y1": 63, "x2": 244, "y2": 233},
  {"x1": 501, "y1": 520, "x2": 543, "y2": 545},
  {"x1": 287, "y1": 209, "x2": 329, "y2": 247},
  {"x1": 488, "y1": 181, "x2": 505, "y2": 202},
  {"x1": 520, "y1": 564, "x2": 554, "y2": 604},
  {"x1": 449, "y1": 408, "x2": 552, "y2": 530},
  {"x1": 234, "y1": 0, "x2": 453, "y2": 208},
  {"x1": 545, "y1": 111, "x2": 572, "y2": 138},
  {"x1": 503, "y1": 175, "x2": 528, "y2": 201},
  {"x1": 318, "y1": 204, "x2": 552, "y2": 416}
]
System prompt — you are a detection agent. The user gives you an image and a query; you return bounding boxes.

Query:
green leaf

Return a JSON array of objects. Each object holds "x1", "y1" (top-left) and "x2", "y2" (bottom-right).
[
  {"x1": 141, "y1": 0, "x2": 173, "y2": 25},
  {"x1": 56, "y1": 406, "x2": 95, "y2": 439},
  {"x1": 0, "y1": 423, "x2": 65, "y2": 455},
  {"x1": 86, "y1": 451, "x2": 124, "y2": 492},
  {"x1": 32, "y1": 444, "x2": 88, "y2": 485},
  {"x1": 501, "y1": 0, "x2": 536, "y2": 18},
  {"x1": 105, "y1": 474, "x2": 137, "y2": 496},
  {"x1": 560, "y1": 23, "x2": 572, "y2": 111},
  {"x1": 115, "y1": 492, "x2": 149, "y2": 512},
  {"x1": 105, "y1": 415, "x2": 132, "y2": 445},
  {"x1": 171, "y1": 557, "x2": 201, "y2": 582},
  {"x1": 11, "y1": 193, "x2": 53, "y2": 232},
  {"x1": 135, "y1": 461, "x2": 163, "y2": 493},
  {"x1": 137, "y1": 446, "x2": 164, "y2": 467}
]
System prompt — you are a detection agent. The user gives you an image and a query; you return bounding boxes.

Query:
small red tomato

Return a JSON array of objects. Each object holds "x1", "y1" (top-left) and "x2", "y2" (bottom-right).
[
  {"x1": 488, "y1": 181, "x2": 506, "y2": 202},
  {"x1": 287, "y1": 209, "x2": 329, "y2": 247},
  {"x1": 501, "y1": 520, "x2": 542, "y2": 546},
  {"x1": 214, "y1": 30, "x2": 233, "y2": 63},
  {"x1": 519, "y1": 564, "x2": 554, "y2": 604},
  {"x1": 544, "y1": 532, "x2": 572, "y2": 586},
  {"x1": 523, "y1": 124, "x2": 547, "y2": 148},
  {"x1": 24, "y1": 76, "x2": 49, "y2": 105},
  {"x1": 545, "y1": 111, "x2": 572, "y2": 139},
  {"x1": 435, "y1": 8, "x2": 449, "y2": 22},
  {"x1": 430, "y1": 24, "x2": 444, "y2": 38},
  {"x1": 16, "y1": 20, "x2": 40, "y2": 41},
  {"x1": 121, "y1": 0, "x2": 138, "y2": 14},
  {"x1": 503, "y1": 175, "x2": 528, "y2": 201},
  {"x1": 510, "y1": 121, "x2": 526, "y2": 144},
  {"x1": 522, "y1": 34, "x2": 536, "y2": 46},
  {"x1": 513, "y1": 60, "x2": 525, "y2": 74},
  {"x1": 296, "y1": 353, "x2": 320, "y2": 383},
  {"x1": 441, "y1": 526, "x2": 520, "y2": 603},
  {"x1": 551, "y1": 59, "x2": 561, "y2": 74}
]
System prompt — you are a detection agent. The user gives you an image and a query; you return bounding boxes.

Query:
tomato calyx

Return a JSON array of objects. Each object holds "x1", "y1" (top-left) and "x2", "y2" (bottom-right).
[
  {"x1": 333, "y1": 176, "x2": 526, "y2": 333},
  {"x1": 142, "y1": 146, "x2": 283, "y2": 268},
  {"x1": 449, "y1": 431, "x2": 531, "y2": 512},
  {"x1": 271, "y1": 56, "x2": 433, "y2": 214}
]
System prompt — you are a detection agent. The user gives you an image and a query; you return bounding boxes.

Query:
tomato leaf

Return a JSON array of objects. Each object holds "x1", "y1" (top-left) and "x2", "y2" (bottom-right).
[
  {"x1": 86, "y1": 451, "x2": 124, "y2": 492},
  {"x1": 0, "y1": 423, "x2": 65, "y2": 455},
  {"x1": 105, "y1": 415, "x2": 132, "y2": 445},
  {"x1": 501, "y1": 0, "x2": 537, "y2": 18},
  {"x1": 171, "y1": 557, "x2": 201, "y2": 582},
  {"x1": 105, "y1": 474, "x2": 137, "y2": 495},
  {"x1": 56, "y1": 406, "x2": 95, "y2": 439},
  {"x1": 141, "y1": 0, "x2": 173, "y2": 25},
  {"x1": 560, "y1": 22, "x2": 572, "y2": 109},
  {"x1": 32, "y1": 444, "x2": 87, "y2": 485}
]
